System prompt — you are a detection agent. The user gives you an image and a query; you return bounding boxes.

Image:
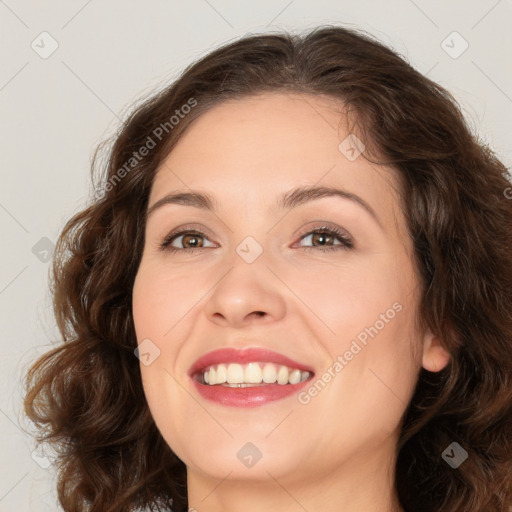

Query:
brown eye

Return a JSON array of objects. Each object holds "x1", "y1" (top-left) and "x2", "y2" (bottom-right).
[
  {"x1": 181, "y1": 234, "x2": 204, "y2": 248},
  {"x1": 310, "y1": 232, "x2": 336, "y2": 247},
  {"x1": 160, "y1": 230, "x2": 214, "y2": 252},
  {"x1": 297, "y1": 227, "x2": 353, "y2": 252}
]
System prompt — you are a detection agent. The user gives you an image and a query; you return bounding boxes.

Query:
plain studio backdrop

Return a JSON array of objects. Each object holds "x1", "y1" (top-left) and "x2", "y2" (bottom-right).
[{"x1": 1, "y1": 0, "x2": 511, "y2": 510}]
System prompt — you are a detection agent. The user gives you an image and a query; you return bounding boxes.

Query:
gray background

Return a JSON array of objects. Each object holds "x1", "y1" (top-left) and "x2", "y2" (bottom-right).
[{"x1": 1, "y1": 1, "x2": 511, "y2": 510}]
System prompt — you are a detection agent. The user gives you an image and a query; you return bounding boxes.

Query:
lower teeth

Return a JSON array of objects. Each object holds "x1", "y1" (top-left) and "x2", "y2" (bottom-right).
[{"x1": 219, "y1": 382, "x2": 283, "y2": 388}]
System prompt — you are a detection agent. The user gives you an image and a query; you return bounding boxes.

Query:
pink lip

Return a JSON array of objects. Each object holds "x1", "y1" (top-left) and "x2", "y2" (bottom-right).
[{"x1": 188, "y1": 347, "x2": 315, "y2": 408}]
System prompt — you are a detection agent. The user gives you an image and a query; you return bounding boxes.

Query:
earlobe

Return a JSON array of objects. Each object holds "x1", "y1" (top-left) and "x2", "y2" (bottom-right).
[{"x1": 422, "y1": 328, "x2": 451, "y2": 372}]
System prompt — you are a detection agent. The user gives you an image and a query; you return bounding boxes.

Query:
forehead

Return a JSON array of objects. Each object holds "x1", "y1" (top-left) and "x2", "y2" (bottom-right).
[
  {"x1": 163, "y1": 92, "x2": 354, "y2": 167},
  {"x1": 149, "y1": 92, "x2": 406, "y2": 241}
]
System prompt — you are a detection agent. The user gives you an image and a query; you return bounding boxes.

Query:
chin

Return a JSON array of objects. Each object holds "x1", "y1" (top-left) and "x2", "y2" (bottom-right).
[{"x1": 173, "y1": 435, "x2": 307, "y2": 480}]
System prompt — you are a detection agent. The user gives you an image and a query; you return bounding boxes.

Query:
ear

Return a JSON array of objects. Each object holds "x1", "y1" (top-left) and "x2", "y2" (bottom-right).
[{"x1": 422, "y1": 327, "x2": 451, "y2": 372}]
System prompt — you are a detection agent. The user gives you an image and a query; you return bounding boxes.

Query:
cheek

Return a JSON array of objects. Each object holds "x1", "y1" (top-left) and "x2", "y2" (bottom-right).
[
  {"x1": 289, "y1": 254, "x2": 420, "y2": 396},
  {"x1": 132, "y1": 267, "x2": 189, "y2": 456},
  {"x1": 283, "y1": 255, "x2": 412, "y2": 339},
  {"x1": 132, "y1": 263, "x2": 199, "y2": 339}
]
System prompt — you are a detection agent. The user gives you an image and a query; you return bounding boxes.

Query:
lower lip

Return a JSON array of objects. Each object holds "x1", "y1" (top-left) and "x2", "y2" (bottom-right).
[{"x1": 191, "y1": 378, "x2": 312, "y2": 408}]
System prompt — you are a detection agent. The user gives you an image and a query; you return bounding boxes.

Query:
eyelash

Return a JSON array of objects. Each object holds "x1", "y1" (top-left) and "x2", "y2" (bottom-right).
[{"x1": 159, "y1": 225, "x2": 353, "y2": 254}]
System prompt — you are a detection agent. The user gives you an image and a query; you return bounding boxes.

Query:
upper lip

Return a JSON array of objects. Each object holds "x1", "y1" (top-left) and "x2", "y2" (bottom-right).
[{"x1": 188, "y1": 347, "x2": 316, "y2": 377}]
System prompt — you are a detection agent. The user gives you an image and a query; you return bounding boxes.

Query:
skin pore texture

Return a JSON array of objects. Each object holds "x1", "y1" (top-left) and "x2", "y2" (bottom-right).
[{"x1": 131, "y1": 92, "x2": 451, "y2": 512}]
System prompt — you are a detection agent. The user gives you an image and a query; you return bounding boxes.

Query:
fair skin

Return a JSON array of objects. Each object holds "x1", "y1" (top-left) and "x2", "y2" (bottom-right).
[{"x1": 132, "y1": 92, "x2": 451, "y2": 512}]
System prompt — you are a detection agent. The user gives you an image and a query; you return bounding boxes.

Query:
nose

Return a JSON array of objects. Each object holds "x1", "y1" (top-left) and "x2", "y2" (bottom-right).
[{"x1": 203, "y1": 255, "x2": 287, "y2": 328}]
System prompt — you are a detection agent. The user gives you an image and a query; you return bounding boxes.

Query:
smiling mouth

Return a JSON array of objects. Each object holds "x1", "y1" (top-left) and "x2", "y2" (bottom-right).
[{"x1": 194, "y1": 361, "x2": 313, "y2": 387}]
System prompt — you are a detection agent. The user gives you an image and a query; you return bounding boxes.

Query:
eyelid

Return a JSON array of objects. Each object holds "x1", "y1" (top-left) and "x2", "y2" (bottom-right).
[{"x1": 293, "y1": 221, "x2": 352, "y2": 242}]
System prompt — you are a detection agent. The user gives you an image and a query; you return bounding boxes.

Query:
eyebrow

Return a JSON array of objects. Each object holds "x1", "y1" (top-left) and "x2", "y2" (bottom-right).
[{"x1": 146, "y1": 185, "x2": 382, "y2": 227}]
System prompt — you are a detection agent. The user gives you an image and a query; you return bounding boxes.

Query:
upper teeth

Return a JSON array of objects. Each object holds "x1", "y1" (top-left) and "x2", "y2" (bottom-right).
[{"x1": 201, "y1": 362, "x2": 311, "y2": 386}]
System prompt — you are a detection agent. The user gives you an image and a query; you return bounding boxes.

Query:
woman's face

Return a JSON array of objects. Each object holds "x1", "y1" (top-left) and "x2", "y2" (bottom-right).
[{"x1": 132, "y1": 92, "x2": 449, "y2": 487}]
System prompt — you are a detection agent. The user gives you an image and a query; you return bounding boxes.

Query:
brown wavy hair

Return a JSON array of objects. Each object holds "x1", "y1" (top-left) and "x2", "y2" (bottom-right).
[{"x1": 24, "y1": 25, "x2": 512, "y2": 512}]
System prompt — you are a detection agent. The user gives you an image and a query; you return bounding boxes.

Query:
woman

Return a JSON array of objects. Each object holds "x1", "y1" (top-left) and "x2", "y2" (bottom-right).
[{"x1": 24, "y1": 25, "x2": 512, "y2": 512}]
